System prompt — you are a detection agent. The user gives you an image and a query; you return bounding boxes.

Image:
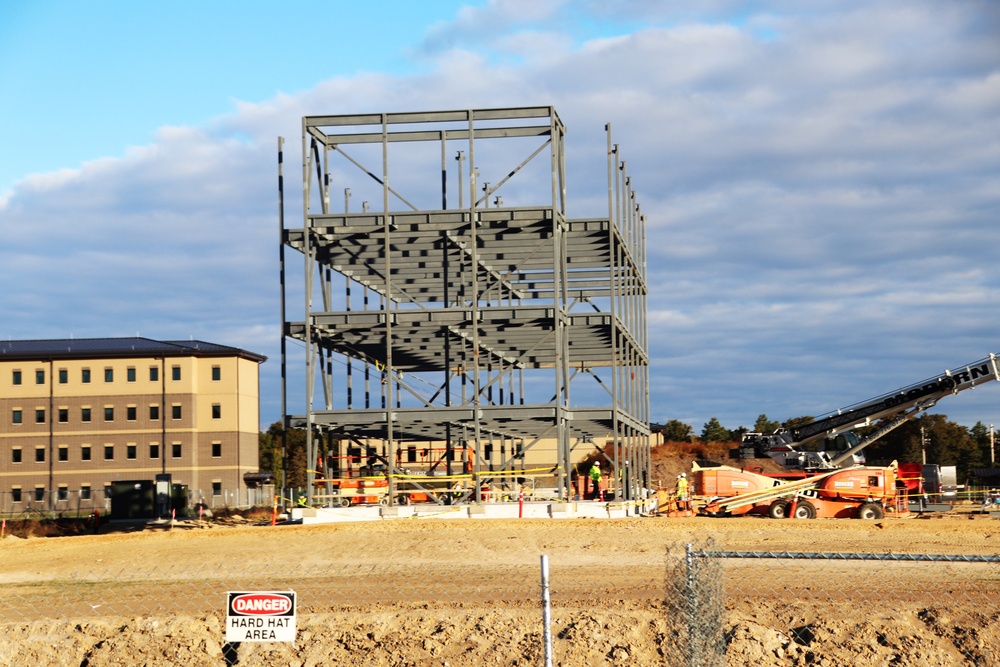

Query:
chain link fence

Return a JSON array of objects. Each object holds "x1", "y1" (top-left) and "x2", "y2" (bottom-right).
[
  {"x1": 0, "y1": 487, "x2": 278, "y2": 519},
  {"x1": 0, "y1": 537, "x2": 997, "y2": 665},
  {"x1": 664, "y1": 540, "x2": 1000, "y2": 666}
]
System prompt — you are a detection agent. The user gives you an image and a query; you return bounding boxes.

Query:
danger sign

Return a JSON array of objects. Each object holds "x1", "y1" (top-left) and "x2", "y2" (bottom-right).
[{"x1": 226, "y1": 591, "x2": 296, "y2": 643}]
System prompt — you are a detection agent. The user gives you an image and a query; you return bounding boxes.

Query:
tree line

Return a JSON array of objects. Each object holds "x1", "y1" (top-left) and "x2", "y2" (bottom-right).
[
  {"x1": 258, "y1": 413, "x2": 999, "y2": 491},
  {"x1": 660, "y1": 414, "x2": 997, "y2": 485}
]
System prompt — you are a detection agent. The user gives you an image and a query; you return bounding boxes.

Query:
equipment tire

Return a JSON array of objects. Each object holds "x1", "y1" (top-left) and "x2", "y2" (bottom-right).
[
  {"x1": 397, "y1": 494, "x2": 410, "y2": 506},
  {"x1": 793, "y1": 499, "x2": 816, "y2": 519},
  {"x1": 378, "y1": 497, "x2": 389, "y2": 507},
  {"x1": 338, "y1": 497, "x2": 351, "y2": 508},
  {"x1": 857, "y1": 502, "x2": 884, "y2": 520},
  {"x1": 767, "y1": 500, "x2": 789, "y2": 519}
]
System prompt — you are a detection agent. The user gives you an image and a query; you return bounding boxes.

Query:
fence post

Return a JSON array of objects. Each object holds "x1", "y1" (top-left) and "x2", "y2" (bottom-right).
[
  {"x1": 541, "y1": 554, "x2": 553, "y2": 667},
  {"x1": 685, "y1": 543, "x2": 696, "y2": 667}
]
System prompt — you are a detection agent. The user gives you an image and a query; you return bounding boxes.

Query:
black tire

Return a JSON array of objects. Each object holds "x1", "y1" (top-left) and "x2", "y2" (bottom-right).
[
  {"x1": 338, "y1": 497, "x2": 351, "y2": 508},
  {"x1": 767, "y1": 500, "x2": 789, "y2": 519},
  {"x1": 857, "y1": 502, "x2": 884, "y2": 520},
  {"x1": 793, "y1": 499, "x2": 816, "y2": 519}
]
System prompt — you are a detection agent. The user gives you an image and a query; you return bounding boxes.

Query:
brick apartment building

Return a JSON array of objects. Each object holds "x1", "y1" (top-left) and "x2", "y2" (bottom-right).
[{"x1": 0, "y1": 338, "x2": 266, "y2": 512}]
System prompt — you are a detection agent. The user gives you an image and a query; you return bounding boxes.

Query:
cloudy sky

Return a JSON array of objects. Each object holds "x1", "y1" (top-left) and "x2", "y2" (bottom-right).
[{"x1": 2, "y1": 1, "x2": 999, "y2": 435}]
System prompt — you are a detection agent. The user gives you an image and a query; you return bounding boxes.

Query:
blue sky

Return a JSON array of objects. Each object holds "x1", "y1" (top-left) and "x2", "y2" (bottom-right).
[{"x1": 2, "y1": 1, "x2": 999, "y2": 436}]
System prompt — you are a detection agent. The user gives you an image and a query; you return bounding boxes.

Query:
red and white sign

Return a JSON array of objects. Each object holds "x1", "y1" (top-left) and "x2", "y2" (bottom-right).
[{"x1": 226, "y1": 591, "x2": 296, "y2": 642}]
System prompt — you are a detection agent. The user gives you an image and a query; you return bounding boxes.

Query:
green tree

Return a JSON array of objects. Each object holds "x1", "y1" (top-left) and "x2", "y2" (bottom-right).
[
  {"x1": 259, "y1": 421, "x2": 308, "y2": 489},
  {"x1": 863, "y1": 414, "x2": 982, "y2": 482},
  {"x1": 753, "y1": 414, "x2": 781, "y2": 434},
  {"x1": 971, "y1": 421, "x2": 993, "y2": 467},
  {"x1": 782, "y1": 415, "x2": 815, "y2": 431},
  {"x1": 701, "y1": 417, "x2": 731, "y2": 443},
  {"x1": 921, "y1": 414, "x2": 981, "y2": 483},
  {"x1": 662, "y1": 419, "x2": 693, "y2": 443},
  {"x1": 728, "y1": 426, "x2": 749, "y2": 441},
  {"x1": 971, "y1": 421, "x2": 990, "y2": 448}
]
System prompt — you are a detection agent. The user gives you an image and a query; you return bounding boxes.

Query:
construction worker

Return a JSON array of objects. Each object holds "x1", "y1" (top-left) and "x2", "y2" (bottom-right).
[
  {"x1": 676, "y1": 473, "x2": 689, "y2": 511},
  {"x1": 589, "y1": 462, "x2": 602, "y2": 500}
]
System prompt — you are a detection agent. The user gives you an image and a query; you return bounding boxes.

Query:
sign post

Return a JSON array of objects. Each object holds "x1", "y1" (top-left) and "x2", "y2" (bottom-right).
[{"x1": 226, "y1": 591, "x2": 297, "y2": 643}]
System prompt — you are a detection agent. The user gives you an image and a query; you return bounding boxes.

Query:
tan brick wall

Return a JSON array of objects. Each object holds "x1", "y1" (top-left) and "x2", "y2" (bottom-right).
[{"x1": 0, "y1": 353, "x2": 260, "y2": 510}]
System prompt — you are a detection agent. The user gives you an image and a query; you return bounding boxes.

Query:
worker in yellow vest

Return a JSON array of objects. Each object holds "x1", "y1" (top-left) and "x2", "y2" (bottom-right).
[
  {"x1": 589, "y1": 462, "x2": 603, "y2": 500},
  {"x1": 676, "y1": 473, "x2": 689, "y2": 510}
]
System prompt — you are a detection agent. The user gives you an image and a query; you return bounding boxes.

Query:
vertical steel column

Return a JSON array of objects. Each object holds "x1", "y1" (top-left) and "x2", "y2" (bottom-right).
[
  {"x1": 278, "y1": 136, "x2": 288, "y2": 496},
  {"x1": 381, "y1": 114, "x2": 396, "y2": 505},
  {"x1": 551, "y1": 111, "x2": 570, "y2": 500},
  {"x1": 606, "y1": 125, "x2": 622, "y2": 501},
  {"x1": 302, "y1": 126, "x2": 316, "y2": 503},
  {"x1": 468, "y1": 110, "x2": 484, "y2": 502}
]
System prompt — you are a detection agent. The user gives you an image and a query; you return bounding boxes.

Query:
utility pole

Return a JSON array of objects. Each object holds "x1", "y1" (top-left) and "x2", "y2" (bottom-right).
[
  {"x1": 990, "y1": 424, "x2": 997, "y2": 467},
  {"x1": 921, "y1": 426, "x2": 928, "y2": 465}
]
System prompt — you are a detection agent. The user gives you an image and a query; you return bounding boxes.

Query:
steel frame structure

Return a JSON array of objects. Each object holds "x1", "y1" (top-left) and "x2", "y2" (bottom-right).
[{"x1": 280, "y1": 107, "x2": 649, "y2": 505}]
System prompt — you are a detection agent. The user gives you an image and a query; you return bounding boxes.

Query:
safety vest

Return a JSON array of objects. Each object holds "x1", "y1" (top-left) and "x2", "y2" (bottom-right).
[{"x1": 676, "y1": 477, "x2": 688, "y2": 498}]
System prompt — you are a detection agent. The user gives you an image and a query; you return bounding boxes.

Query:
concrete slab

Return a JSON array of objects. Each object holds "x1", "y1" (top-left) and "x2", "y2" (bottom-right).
[{"x1": 287, "y1": 499, "x2": 649, "y2": 525}]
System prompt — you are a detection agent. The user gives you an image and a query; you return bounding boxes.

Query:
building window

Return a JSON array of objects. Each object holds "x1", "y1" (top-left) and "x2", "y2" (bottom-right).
[
  {"x1": 82, "y1": 368, "x2": 90, "y2": 383},
  {"x1": 81, "y1": 445, "x2": 91, "y2": 461},
  {"x1": 81, "y1": 407, "x2": 92, "y2": 422},
  {"x1": 212, "y1": 442, "x2": 222, "y2": 458},
  {"x1": 80, "y1": 485, "x2": 91, "y2": 501},
  {"x1": 127, "y1": 367, "x2": 136, "y2": 382},
  {"x1": 58, "y1": 368, "x2": 68, "y2": 384},
  {"x1": 212, "y1": 366, "x2": 221, "y2": 381},
  {"x1": 58, "y1": 446, "x2": 68, "y2": 462},
  {"x1": 35, "y1": 408, "x2": 45, "y2": 424},
  {"x1": 172, "y1": 443, "x2": 182, "y2": 458},
  {"x1": 126, "y1": 406, "x2": 137, "y2": 421},
  {"x1": 12, "y1": 409, "x2": 22, "y2": 425},
  {"x1": 11, "y1": 488, "x2": 21, "y2": 503},
  {"x1": 212, "y1": 404, "x2": 221, "y2": 419},
  {"x1": 104, "y1": 445, "x2": 114, "y2": 461},
  {"x1": 57, "y1": 485, "x2": 68, "y2": 502},
  {"x1": 12, "y1": 370, "x2": 21, "y2": 385},
  {"x1": 149, "y1": 405, "x2": 160, "y2": 420},
  {"x1": 58, "y1": 408, "x2": 68, "y2": 423},
  {"x1": 12, "y1": 448, "x2": 22, "y2": 464},
  {"x1": 104, "y1": 407, "x2": 114, "y2": 422},
  {"x1": 150, "y1": 443, "x2": 160, "y2": 459},
  {"x1": 212, "y1": 481, "x2": 222, "y2": 496},
  {"x1": 104, "y1": 368, "x2": 113, "y2": 383},
  {"x1": 35, "y1": 447, "x2": 45, "y2": 462},
  {"x1": 127, "y1": 444, "x2": 137, "y2": 460},
  {"x1": 35, "y1": 369, "x2": 45, "y2": 385},
  {"x1": 171, "y1": 405, "x2": 182, "y2": 420},
  {"x1": 34, "y1": 487, "x2": 45, "y2": 502},
  {"x1": 171, "y1": 365, "x2": 181, "y2": 381},
  {"x1": 150, "y1": 366, "x2": 159, "y2": 382}
]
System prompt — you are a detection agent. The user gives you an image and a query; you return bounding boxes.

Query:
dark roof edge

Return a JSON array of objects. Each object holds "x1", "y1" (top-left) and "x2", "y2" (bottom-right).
[{"x1": 0, "y1": 337, "x2": 267, "y2": 363}]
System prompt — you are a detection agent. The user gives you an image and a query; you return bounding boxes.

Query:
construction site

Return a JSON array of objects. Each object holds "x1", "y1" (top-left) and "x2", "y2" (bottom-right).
[
  {"x1": 271, "y1": 106, "x2": 1000, "y2": 527},
  {"x1": 280, "y1": 107, "x2": 651, "y2": 513}
]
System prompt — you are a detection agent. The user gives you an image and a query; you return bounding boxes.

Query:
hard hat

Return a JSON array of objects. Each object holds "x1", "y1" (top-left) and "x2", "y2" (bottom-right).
[{"x1": 680, "y1": 473, "x2": 686, "y2": 478}]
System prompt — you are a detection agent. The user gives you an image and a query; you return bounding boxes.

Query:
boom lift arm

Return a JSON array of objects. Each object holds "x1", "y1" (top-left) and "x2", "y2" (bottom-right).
[{"x1": 749, "y1": 354, "x2": 1000, "y2": 470}]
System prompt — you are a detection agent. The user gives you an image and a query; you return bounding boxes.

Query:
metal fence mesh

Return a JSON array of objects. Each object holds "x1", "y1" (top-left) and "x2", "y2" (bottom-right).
[
  {"x1": 663, "y1": 540, "x2": 726, "y2": 667},
  {"x1": 666, "y1": 541, "x2": 1000, "y2": 667}
]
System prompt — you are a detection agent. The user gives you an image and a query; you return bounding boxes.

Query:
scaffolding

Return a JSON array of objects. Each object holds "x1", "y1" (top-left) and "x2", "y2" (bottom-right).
[{"x1": 280, "y1": 107, "x2": 649, "y2": 505}]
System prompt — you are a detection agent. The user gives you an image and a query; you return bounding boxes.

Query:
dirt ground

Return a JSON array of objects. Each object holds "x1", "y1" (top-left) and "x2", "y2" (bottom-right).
[{"x1": 0, "y1": 508, "x2": 998, "y2": 666}]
